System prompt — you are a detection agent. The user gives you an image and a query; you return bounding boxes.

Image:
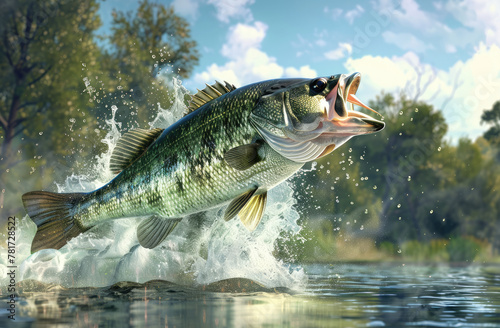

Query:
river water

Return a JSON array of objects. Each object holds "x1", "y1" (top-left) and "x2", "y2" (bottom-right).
[{"x1": 1, "y1": 263, "x2": 499, "y2": 327}]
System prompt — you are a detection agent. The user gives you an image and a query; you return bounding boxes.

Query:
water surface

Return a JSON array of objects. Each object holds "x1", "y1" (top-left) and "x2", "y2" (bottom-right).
[{"x1": 2, "y1": 263, "x2": 499, "y2": 327}]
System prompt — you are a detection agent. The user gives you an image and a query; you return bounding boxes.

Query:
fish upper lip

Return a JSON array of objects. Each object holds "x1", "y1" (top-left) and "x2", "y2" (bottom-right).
[
  {"x1": 325, "y1": 72, "x2": 383, "y2": 121},
  {"x1": 319, "y1": 73, "x2": 385, "y2": 136},
  {"x1": 325, "y1": 73, "x2": 362, "y2": 121}
]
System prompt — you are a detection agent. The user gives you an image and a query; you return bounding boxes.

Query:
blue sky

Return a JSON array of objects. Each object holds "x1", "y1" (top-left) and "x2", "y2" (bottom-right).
[{"x1": 99, "y1": 0, "x2": 500, "y2": 141}]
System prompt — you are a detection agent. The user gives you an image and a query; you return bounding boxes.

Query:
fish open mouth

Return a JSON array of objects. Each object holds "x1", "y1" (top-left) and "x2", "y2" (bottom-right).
[{"x1": 325, "y1": 72, "x2": 382, "y2": 122}]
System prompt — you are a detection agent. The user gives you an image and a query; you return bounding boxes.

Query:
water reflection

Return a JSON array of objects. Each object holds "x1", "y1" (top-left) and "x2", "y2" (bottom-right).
[{"x1": 1, "y1": 264, "x2": 500, "y2": 327}]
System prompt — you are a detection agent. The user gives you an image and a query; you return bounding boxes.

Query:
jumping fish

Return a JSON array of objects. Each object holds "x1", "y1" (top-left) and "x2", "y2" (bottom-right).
[{"x1": 22, "y1": 73, "x2": 384, "y2": 253}]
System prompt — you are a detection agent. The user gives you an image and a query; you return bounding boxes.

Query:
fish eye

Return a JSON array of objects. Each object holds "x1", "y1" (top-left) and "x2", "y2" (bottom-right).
[{"x1": 311, "y1": 78, "x2": 328, "y2": 93}]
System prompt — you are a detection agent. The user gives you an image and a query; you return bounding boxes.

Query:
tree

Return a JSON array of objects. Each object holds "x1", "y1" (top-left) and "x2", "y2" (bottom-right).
[
  {"x1": 294, "y1": 92, "x2": 450, "y2": 244},
  {"x1": 0, "y1": 0, "x2": 104, "y2": 217},
  {"x1": 481, "y1": 101, "x2": 500, "y2": 146},
  {"x1": 100, "y1": 0, "x2": 199, "y2": 127},
  {"x1": 0, "y1": 0, "x2": 200, "y2": 221},
  {"x1": 347, "y1": 93, "x2": 449, "y2": 243}
]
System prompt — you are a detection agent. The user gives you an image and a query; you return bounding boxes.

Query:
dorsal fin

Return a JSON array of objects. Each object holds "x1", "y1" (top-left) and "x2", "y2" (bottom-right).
[
  {"x1": 110, "y1": 128, "x2": 164, "y2": 174},
  {"x1": 188, "y1": 81, "x2": 237, "y2": 112}
]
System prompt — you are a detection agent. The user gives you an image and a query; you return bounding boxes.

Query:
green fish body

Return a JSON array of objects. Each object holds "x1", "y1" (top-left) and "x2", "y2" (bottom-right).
[{"x1": 23, "y1": 74, "x2": 384, "y2": 252}]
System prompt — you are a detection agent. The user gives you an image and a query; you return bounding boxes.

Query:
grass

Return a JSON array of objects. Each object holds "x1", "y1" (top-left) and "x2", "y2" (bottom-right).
[{"x1": 275, "y1": 219, "x2": 500, "y2": 264}]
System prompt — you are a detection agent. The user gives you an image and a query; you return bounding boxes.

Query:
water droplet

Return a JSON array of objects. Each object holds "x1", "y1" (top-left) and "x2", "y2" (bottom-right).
[
  {"x1": 437, "y1": 147, "x2": 442, "y2": 151},
  {"x1": 399, "y1": 111, "x2": 403, "y2": 115},
  {"x1": 407, "y1": 176, "x2": 411, "y2": 181},
  {"x1": 415, "y1": 108, "x2": 419, "y2": 112},
  {"x1": 397, "y1": 204, "x2": 401, "y2": 208},
  {"x1": 430, "y1": 210, "x2": 434, "y2": 214},
  {"x1": 39, "y1": 132, "x2": 43, "y2": 135},
  {"x1": 373, "y1": 185, "x2": 377, "y2": 190},
  {"x1": 397, "y1": 249, "x2": 402, "y2": 254}
]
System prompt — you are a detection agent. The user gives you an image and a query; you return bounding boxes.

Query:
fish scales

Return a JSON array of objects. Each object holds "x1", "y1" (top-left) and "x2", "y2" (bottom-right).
[{"x1": 74, "y1": 83, "x2": 302, "y2": 227}]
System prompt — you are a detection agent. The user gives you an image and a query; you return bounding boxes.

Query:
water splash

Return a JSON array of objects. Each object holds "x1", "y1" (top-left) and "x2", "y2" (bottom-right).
[{"x1": 1, "y1": 77, "x2": 306, "y2": 290}]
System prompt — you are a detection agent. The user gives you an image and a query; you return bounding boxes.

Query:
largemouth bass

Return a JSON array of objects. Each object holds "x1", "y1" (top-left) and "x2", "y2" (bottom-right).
[{"x1": 22, "y1": 73, "x2": 384, "y2": 253}]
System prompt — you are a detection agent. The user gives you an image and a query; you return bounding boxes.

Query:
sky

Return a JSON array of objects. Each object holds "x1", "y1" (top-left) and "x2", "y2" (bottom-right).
[{"x1": 99, "y1": 0, "x2": 500, "y2": 141}]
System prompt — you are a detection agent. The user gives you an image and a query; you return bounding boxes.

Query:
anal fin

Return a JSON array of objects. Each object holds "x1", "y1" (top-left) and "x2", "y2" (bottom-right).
[{"x1": 137, "y1": 216, "x2": 182, "y2": 249}]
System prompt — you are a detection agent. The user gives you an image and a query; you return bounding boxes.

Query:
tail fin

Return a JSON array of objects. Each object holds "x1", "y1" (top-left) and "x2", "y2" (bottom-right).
[{"x1": 22, "y1": 191, "x2": 88, "y2": 253}]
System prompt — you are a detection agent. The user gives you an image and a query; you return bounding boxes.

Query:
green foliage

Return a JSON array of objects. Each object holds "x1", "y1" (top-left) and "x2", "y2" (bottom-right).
[
  {"x1": 0, "y1": 0, "x2": 199, "y2": 220},
  {"x1": 293, "y1": 91, "x2": 500, "y2": 260},
  {"x1": 99, "y1": 0, "x2": 199, "y2": 126},
  {"x1": 0, "y1": 0, "x2": 104, "y2": 218},
  {"x1": 481, "y1": 101, "x2": 500, "y2": 146},
  {"x1": 447, "y1": 237, "x2": 481, "y2": 262},
  {"x1": 401, "y1": 239, "x2": 449, "y2": 262}
]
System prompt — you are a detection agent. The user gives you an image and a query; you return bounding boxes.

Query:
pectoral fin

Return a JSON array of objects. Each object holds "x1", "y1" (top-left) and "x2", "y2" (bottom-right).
[
  {"x1": 224, "y1": 142, "x2": 263, "y2": 171},
  {"x1": 137, "y1": 216, "x2": 182, "y2": 249},
  {"x1": 238, "y1": 192, "x2": 267, "y2": 231}
]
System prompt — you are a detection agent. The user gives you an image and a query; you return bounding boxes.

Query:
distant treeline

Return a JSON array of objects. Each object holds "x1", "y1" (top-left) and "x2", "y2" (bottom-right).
[{"x1": 291, "y1": 94, "x2": 500, "y2": 256}]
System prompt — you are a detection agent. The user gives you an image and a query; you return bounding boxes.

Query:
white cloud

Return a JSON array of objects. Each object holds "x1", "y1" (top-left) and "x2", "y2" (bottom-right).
[
  {"x1": 284, "y1": 65, "x2": 317, "y2": 78},
  {"x1": 382, "y1": 31, "x2": 430, "y2": 53},
  {"x1": 345, "y1": 44, "x2": 500, "y2": 141},
  {"x1": 444, "y1": 0, "x2": 500, "y2": 47},
  {"x1": 374, "y1": 0, "x2": 439, "y2": 32},
  {"x1": 221, "y1": 22, "x2": 267, "y2": 59},
  {"x1": 345, "y1": 5, "x2": 365, "y2": 24},
  {"x1": 193, "y1": 21, "x2": 317, "y2": 87},
  {"x1": 445, "y1": 44, "x2": 457, "y2": 53},
  {"x1": 316, "y1": 39, "x2": 327, "y2": 47},
  {"x1": 323, "y1": 6, "x2": 343, "y2": 20},
  {"x1": 372, "y1": 0, "x2": 499, "y2": 54},
  {"x1": 171, "y1": 0, "x2": 200, "y2": 20},
  {"x1": 325, "y1": 43, "x2": 353, "y2": 60},
  {"x1": 207, "y1": 0, "x2": 255, "y2": 23}
]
